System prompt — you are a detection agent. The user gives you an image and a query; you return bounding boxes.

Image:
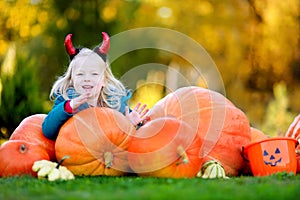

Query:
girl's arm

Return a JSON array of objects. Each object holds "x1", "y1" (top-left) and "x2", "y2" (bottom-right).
[{"x1": 42, "y1": 96, "x2": 73, "y2": 140}]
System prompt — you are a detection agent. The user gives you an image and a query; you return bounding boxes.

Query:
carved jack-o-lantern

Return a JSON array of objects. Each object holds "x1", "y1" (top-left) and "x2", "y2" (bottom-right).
[
  {"x1": 263, "y1": 147, "x2": 282, "y2": 166},
  {"x1": 261, "y1": 141, "x2": 289, "y2": 167}
]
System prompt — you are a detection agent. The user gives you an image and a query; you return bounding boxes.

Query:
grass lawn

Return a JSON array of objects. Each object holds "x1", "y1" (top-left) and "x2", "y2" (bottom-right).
[{"x1": 0, "y1": 173, "x2": 299, "y2": 200}]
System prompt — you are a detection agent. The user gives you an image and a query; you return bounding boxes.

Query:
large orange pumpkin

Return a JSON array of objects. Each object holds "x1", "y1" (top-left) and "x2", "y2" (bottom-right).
[
  {"x1": 55, "y1": 107, "x2": 136, "y2": 176},
  {"x1": 0, "y1": 140, "x2": 49, "y2": 177},
  {"x1": 148, "y1": 86, "x2": 251, "y2": 176},
  {"x1": 9, "y1": 114, "x2": 56, "y2": 161},
  {"x1": 285, "y1": 114, "x2": 300, "y2": 173},
  {"x1": 128, "y1": 117, "x2": 203, "y2": 178}
]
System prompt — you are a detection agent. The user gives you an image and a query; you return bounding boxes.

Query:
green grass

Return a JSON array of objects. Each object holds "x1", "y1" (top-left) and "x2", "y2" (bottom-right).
[{"x1": 1, "y1": 173, "x2": 300, "y2": 200}]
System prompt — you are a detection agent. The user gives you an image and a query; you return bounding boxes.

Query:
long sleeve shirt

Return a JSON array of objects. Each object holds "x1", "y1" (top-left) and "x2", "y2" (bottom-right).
[{"x1": 42, "y1": 88, "x2": 132, "y2": 140}]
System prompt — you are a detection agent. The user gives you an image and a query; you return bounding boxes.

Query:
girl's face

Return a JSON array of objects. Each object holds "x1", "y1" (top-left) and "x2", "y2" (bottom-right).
[{"x1": 71, "y1": 51, "x2": 106, "y2": 100}]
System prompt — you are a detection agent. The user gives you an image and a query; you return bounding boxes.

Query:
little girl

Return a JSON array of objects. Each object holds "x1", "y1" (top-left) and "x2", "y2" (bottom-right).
[{"x1": 42, "y1": 32, "x2": 149, "y2": 140}]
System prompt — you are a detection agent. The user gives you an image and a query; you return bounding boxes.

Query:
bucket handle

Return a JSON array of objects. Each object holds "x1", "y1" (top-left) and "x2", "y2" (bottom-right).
[{"x1": 241, "y1": 146, "x2": 249, "y2": 162}]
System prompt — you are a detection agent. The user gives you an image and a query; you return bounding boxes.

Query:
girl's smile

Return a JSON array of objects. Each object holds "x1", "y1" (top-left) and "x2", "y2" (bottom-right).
[
  {"x1": 82, "y1": 85, "x2": 93, "y2": 89},
  {"x1": 71, "y1": 50, "x2": 106, "y2": 101}
]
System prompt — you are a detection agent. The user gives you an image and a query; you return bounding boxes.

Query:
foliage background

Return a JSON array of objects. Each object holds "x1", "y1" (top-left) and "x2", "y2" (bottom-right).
[{"x1": 0, "y1": 0, "x2": 299, "y2": 137}]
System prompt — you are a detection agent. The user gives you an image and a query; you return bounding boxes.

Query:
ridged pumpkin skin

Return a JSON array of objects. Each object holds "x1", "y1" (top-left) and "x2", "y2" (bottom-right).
[
  {"x1": 148, "y1": 86, "x2": 251, "y2": 176},
  {"x1": 55, "y1": 107, "x2": 136, "y2": 176},
  {"x1": 285, "y1": 114, "x2": 300, "y2": 173},
  {"x1": 201, "y1": 106, "x2": 251, "y2": 176},
  {"x1": 285, "y1": 114, "x2": 300, "y2": 141},
  {"x1": 0, "y1": 140, "x2": 49, "y2": 177},
  {"x1": 128, "y1": 117, "x2": 203, "y2": 178},
  {"x1": 9, "y1": 114, "x2": 56, "y2": 161}
]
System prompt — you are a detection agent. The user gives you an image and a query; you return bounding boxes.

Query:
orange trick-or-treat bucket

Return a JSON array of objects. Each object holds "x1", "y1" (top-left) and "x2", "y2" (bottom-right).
[{"x1": 243, "y1": 137, "x2": 298, "y2": 176}]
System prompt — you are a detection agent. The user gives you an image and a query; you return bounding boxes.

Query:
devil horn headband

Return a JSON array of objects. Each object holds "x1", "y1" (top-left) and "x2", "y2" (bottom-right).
[
  {"x1": 93, "y1": 32, "x2": 110, "y2": 61},
  {"x1": 64, "y1": 32, "x2": 110, "y2": 61}
]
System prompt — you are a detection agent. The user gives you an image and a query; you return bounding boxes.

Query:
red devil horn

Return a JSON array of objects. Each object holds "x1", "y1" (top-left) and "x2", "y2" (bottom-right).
[
  {"x1": 98, "y1": 32, "x2": 110, "y2": 54},
  {"x1": 64, "y1": 34, "x2": 76, "y2": 56}
]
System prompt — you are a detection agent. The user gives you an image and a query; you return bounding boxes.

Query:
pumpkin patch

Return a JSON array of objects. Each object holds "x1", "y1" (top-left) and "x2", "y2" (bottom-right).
[
  {"x1": 0, "y1": 140, "x2": 50, "y2": 177},
  {"x1": 2, "y1": 86, "x2": 270, "y2": 179},
  {"x1": 55, "y1": 107, "x2": 136, "y2": 176}
]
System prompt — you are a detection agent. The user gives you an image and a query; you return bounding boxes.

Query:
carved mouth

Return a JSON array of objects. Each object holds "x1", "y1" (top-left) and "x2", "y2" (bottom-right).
[{"x1": 264, "y1": 157, "x2": 282, "y2": 166}]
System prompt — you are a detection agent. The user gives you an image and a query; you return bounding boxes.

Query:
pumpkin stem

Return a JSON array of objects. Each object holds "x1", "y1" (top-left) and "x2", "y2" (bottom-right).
[
  {"x1": 104, "y1": 152, "x2": 113, "y2": 168},
  {"x1": 19, "y1": 144, "x2": 27, "y2": 154},
  {"x1": 56, "y1": 155, "x2": 70, "y2": 169},
  {"x1": 176, "y1": 145, "x2": 189, "y2": 165}
]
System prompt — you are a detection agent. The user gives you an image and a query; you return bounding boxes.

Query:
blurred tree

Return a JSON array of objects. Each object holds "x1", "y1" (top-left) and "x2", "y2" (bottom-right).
[
  {"x1": 244, "y1": 0, "x2": 299, "y2": 127},
  {"x1": 0, "y1": 0, "x2": 52, "y2": 59},
  {"x1": 0, "y1": 0, "x2": 55, "y2": 136},
  {"x1": 129, "y1": 0, "x2": 299, "y2": 129},
  {"x1": 261, "y1": 82, "x2": 296, "y2": 136},
  {"x1": 0, "y1": 44, "x2": 45, "y2": 138}
]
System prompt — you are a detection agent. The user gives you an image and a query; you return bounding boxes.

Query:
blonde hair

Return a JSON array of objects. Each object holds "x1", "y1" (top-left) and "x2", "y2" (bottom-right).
[{"x1": 50, "y1": 48, "x2": 127, "y2": 111}]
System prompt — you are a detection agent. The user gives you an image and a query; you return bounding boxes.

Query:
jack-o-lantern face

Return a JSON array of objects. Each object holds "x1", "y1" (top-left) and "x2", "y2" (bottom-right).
[
  {"x1": 261, "y1": 141, "x2": 290, "y2": 167},
  {"x1": 263, "y1": 148, "x2": 282, "y2": 166}
]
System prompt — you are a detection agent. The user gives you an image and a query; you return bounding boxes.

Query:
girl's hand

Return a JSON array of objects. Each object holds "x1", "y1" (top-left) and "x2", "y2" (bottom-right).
[
  {"x1": 70, "y1": 93, "x2": 91, "y2": 110},
  {"x1": 125, "y1": 102, "x2": 150, "y2": 126}
]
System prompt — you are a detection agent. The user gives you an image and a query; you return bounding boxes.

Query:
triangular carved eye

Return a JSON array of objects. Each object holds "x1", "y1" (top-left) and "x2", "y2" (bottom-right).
[
  {"x1": 263, "y1": 150, "x2": 268, "y2": 156},
  {"x1": 275, "y1": 148, "x2": 280, "y2": 154}
]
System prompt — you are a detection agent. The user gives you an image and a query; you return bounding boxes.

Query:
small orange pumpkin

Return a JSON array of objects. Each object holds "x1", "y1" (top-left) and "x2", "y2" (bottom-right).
[
  {"x1": 0, "y1": 140, "x2": 49, "y2": 177},
  {"x1": 128, "y1": 117, "x2": 203, "y2": 178},
  {"x1": 250, "y1": 127, "x2": 268, "y2": 142},
  {"x1": 55, "y1": 107, "x2": 136, "y2": 176},
  {"x1": 148, "y1": 86, "x2": 251, "y2": 176},
  {"x1": 9, "y1": 114, "x2": 56, "y2": 161}
]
